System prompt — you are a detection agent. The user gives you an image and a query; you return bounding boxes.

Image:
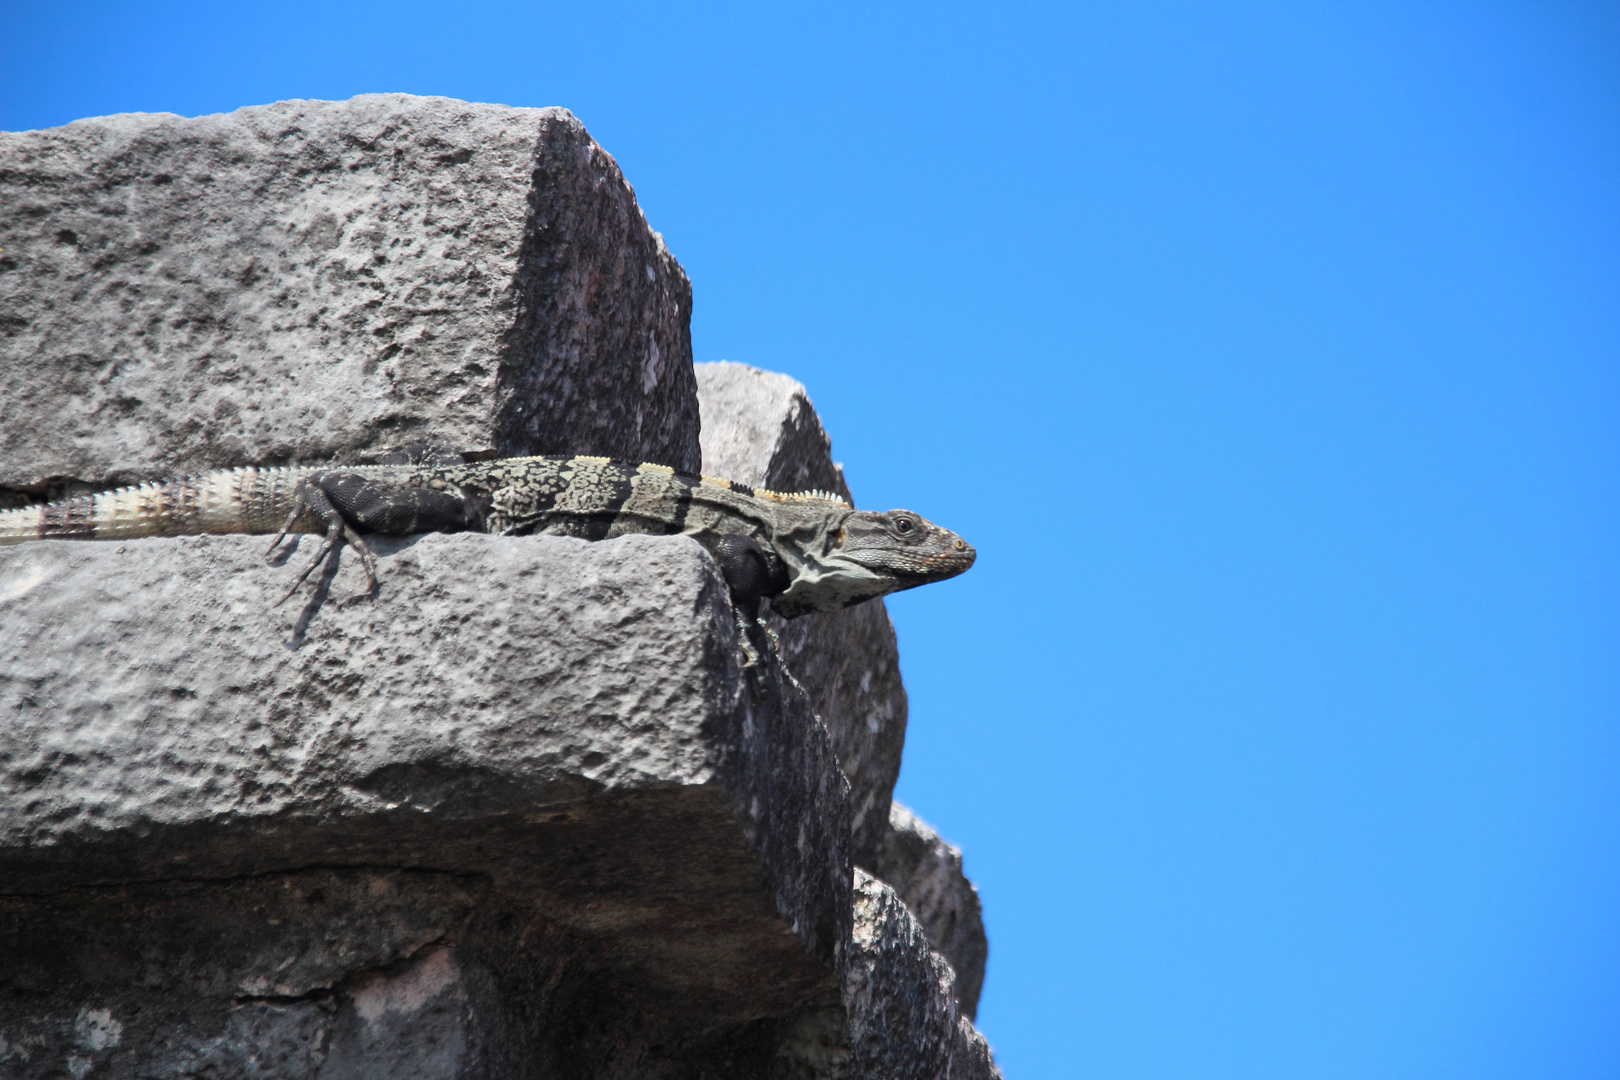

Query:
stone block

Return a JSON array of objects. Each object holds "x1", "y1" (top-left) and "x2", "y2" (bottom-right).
[
  {"x1": 0, "y1": 98, "x2": 1005, "y2": 1076},
  {"x1": 0, "y1": 532, "x2": 849, "y2": 1077},
  {"x1": 0, "y1": 93, "x2": 699, "y2": 503},
  {"x1": 870, "y1": 802, "x2": 989, "y2": 1020},
  {"x1": 843, "y1": 870, "x2": 1000, "y2": 1080},
  {"x1": 767, "y1": 869, "x2": 1000, "y2": 1080},
  {"x1": 695, "y1": 361, "x2": 908, "y2": 865}
]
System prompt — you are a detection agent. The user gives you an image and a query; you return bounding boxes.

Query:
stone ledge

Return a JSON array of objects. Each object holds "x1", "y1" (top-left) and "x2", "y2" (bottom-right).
[{"x1": 0, "y1": 533, "x2": 851, "y2": 1076}]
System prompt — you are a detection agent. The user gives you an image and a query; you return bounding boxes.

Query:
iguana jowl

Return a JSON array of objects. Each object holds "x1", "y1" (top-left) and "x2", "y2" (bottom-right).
[{"x1": 0, "y1": 454, "x2": 976, "y2": 623}]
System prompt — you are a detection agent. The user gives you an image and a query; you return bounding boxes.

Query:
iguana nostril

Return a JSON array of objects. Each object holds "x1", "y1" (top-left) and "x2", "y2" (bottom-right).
[{"x1": 953, "y1": 539, "x2": 966, "y2": 551}]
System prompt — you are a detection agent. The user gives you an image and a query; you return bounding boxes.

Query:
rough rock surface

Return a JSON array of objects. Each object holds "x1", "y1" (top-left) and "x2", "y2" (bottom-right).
[
  {"x1": 0, "y1": 97, "x2": 1002, "y2": 1078},
  {"x1": 0, "y1": 93, "x2": 699, "y2": 504},
  {"x1": 843, "y1": 870, "x2": 999, "y2": 1080},
  {"x1": 768, "y1": 870, "x2": 1000, "y2": 1080},
  {"x1": 871, "y1": 803, "x2": 989, "y2": 1020},
  {"x1": 696, "y1": 361, "x2": 908, "y2": 865},
  {"x1": 0, "y1": 533, "x2": 850, "y2": 1077}
]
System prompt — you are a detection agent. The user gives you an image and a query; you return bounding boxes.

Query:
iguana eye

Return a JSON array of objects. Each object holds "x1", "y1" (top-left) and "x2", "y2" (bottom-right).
[{"x1": 894, "y1": 517, "x2": 913, "y2": 533}]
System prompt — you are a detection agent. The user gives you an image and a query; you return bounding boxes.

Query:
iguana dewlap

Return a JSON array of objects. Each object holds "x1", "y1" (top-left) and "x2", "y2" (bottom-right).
[{"x1": 0, "y1": 454, "x2": 976, "y2": 618}]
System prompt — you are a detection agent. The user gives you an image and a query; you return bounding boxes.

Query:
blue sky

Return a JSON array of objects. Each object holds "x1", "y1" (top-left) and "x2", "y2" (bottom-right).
[{"x1": 4, "y1": 3, "x2": 1617, "y2": 1076}]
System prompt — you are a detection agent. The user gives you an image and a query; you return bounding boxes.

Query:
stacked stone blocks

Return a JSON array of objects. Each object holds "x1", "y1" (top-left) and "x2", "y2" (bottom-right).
[{"x1": 0, "y1": 95, "x2": 995, "y2": 1079}]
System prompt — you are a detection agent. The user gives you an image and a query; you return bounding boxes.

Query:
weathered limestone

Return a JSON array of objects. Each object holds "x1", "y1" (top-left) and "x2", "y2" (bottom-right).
[
  {"x1": 0, "y1": 94, "x2": 698, "y2": 504},
  {"x1": 769, "y1": 871, "x2": 998, "y2": 1080},
  {"x1": 0, "y1": 97, "x2": 1002, "y2": 1077},
  {"x1": 871, "y1": 802, "x2": 990, "y2": 1020},
  {"x1": 695, "y1": 362, "x2": 992, "y2": 1023},
  {"x1": 844, "y1": 870, "x2": 998, "y2": 1080},
  {"x1": 696, "y1": 361, "x2": 908, "y2": 865},
  {"x1": 0, "y1": 533, "x2": 849, "y2": 1077}
]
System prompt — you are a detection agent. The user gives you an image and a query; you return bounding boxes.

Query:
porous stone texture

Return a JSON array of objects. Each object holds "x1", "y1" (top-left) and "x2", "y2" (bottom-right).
[
  {"x1": 696, "y1": 361, "x2": 907, "y2": 865},
  {"x1": 843, "y1": 870, "x2": 999, "y2": 1080},
  {"x1": 0, "y1": 533, "x2": 850, "y2": 1077},
  {"x1": 0, "y1": 98, "x2": 1003, "y2": 1078},
  {"x1": 0, "y1": 93, "x2": 698, "y2": 504},
  {"x1": 767, "y1": 870, "x2": 1000, "y2": 1080},
  {"x1": 870, "y1": 802, "x2": 989, "y2": 1020}
]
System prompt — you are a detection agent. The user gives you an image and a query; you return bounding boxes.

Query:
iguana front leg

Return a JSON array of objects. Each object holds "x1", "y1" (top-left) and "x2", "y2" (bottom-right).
[{"x1": 712, "y1": 535, "x2": 791, "y2": 669}]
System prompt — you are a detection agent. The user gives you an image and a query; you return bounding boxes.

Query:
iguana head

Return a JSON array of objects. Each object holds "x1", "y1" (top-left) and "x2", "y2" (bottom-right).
[{"x1": 770, "y1": 507, "x2": 976, "y2": 618}]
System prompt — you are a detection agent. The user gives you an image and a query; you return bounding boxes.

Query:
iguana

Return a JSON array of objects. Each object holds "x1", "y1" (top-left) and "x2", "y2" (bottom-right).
[{"x1": 0, "y1": 452, "x2": 975, "y2": 632}]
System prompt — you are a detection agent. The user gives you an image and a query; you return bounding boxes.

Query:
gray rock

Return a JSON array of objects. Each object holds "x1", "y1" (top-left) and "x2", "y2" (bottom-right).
[
  {"x1": 0, "y1": 93, "x2": 699, "y2": 504},
  {"x1": 695, "y1": 361, "x2": 908, "y2": 865},
  {"x1": 0, "y1": 532, "x2": 850, "y2": 1077},
  {"x1": 695, "y1": 361, "x2": 851, "y2": 500},
  {"x1": 870, "y1": 802, "x2": 989, "y2": 1020},
  {"x1": 767, "y1": 870, "x2": 1000, "y2": 1080},
  {"x1": 0, "y1": 99, "x2": 1005, "y2": 1077},
  {"x1": 0, "y1": 872, "x2": 499, "y2": 1080},
  {"x1": 844, "y1": 869, "x2": 1000, "y2": 1080}
]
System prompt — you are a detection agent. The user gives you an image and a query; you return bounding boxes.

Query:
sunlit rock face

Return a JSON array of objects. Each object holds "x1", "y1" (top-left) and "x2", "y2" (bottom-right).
[
  {"x1": 0, "y1": 96, "x2": 999, "y2": 1079},
  {"x1": 0, "y1": 93, "x2": 698, "y2": 507},
  {"x1": 696, "y1": 360, "x2": 910, "y2": 867}
]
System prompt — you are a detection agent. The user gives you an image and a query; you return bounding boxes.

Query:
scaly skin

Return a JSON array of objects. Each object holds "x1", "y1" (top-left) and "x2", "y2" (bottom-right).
[{"x1": 0, "y1": 454, "x2": 976, "y2": 618}]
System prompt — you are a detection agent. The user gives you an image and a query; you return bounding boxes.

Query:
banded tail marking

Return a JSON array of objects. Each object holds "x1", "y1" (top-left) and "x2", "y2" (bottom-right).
[{"x1": 0, "y1": 466, "x2": 317, "y2": 545}]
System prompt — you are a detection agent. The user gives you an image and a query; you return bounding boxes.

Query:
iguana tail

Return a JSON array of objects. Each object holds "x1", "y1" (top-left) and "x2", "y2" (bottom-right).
[{"x1": 0, "y1": 467, "x2": 318, "y2": 545}]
